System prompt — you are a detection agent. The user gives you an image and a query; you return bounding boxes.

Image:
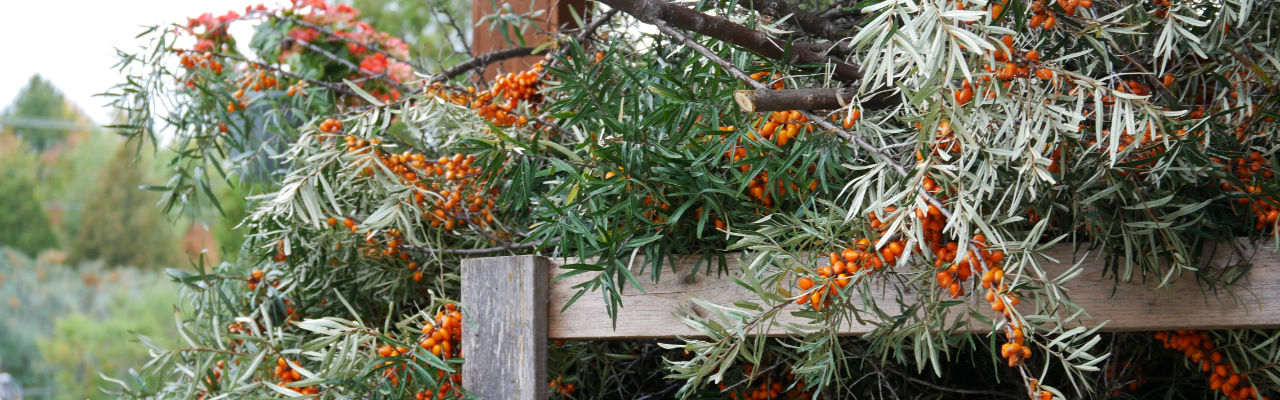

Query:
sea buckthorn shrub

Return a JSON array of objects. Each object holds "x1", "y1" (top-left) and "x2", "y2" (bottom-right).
[{"x1": 108, "y1": 0, "x2": 1280, "y2": 398}]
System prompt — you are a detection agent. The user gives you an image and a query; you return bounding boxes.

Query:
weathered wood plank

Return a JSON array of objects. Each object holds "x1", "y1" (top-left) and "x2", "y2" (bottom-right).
[
  {"x1": 462, "y1": 255, "x2": 549, "y2": 400},
  {"x1": 546, "y1": 242, "x2": 1280, "y2": 339}
]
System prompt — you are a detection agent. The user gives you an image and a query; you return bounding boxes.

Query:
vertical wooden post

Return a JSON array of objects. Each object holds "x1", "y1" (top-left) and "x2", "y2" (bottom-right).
[
  {"x1": 471, "y1": 0, "x2": 587, "y2": 80},
  {"x1": 461, "y1": 255, "x2": 549, "y2": 400}
]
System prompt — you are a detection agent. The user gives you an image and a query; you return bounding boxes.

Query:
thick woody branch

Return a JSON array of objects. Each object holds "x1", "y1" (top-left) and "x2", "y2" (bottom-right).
[
  {"x1": 735, "y1": 88, "x2": 900, "y2": 112},
  {"x1": 734, "y1": 88, "x2": 854, "y2": 112},
  {"x1": 739, "y1": 0, "x2": 841, "y2": 40},
  {"x1": 596, "y1": 0, "x2": 862, "y2": 83}
]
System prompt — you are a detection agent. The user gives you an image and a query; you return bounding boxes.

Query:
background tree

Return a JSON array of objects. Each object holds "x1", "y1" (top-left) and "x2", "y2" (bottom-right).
[
  {"x1": 0, "y1": 250, "x2": 179, "y2": 400},
  {"x1": 0, "y1": 75, "x2": 78, "y2": 152},
  {"x1": 68, "y1": 146, "x2": 179, "y2": 268},
  {"x1": 0, "y1": 135, "x2": 59, "y2": 256}
]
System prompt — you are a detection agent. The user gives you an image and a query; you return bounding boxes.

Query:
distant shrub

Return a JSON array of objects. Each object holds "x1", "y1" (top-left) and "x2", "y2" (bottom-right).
[{"x1": 0, "y1": 249, "x2": 178, "y2": 399}]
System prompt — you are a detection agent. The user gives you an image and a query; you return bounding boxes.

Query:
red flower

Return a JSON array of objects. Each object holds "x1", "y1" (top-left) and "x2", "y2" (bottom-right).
[
  {"x1": 186, "y1": 13, "x2": 215, "y2": 33},
  {"x1": 288, "y1": 27, "x2": 320, "y2": 43},
  {"x1": 334, "y1": 4, "x2": 360, "y2": 18},
  {"x1": 216, "y1": 11, "x2": 241, "y2": 25},
  {"x1": 389, "y1": 62, "x2": 413, "y2": 83},
  {"x1": 194, "y1": 39, "x2": 215, "y2": 52},
  {"x1": 347, "y1": 41, "x2": 367, "y2": 55},
  {"x1": 359, "y1": 53, "x2": 388, "y2": 75}
]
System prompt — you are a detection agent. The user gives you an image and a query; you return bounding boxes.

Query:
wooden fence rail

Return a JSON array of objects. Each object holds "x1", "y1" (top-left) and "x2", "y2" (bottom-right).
[{"x1": 460, "y1": 242, "x2": 1280, "y2": 399}]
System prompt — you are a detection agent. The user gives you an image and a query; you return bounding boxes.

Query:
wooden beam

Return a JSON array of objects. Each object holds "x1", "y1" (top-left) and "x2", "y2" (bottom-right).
[
  {"x1": 545, "y1": 241, "x2": 1280, "y2": 339},
  {"x1": 461, "y1": 255, "x2": 549, "y2": 399}
]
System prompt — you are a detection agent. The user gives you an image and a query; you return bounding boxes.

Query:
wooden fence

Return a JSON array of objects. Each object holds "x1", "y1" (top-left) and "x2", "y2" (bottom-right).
[{"x1": 459, "y1": 243, "x2": 1280, "y2": 399}]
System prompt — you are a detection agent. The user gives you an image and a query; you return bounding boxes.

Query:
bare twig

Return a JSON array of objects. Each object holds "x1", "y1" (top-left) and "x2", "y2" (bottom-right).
[
  {"x1": 882, "y1": 365, "x2": 1022, "y2": 399},
  {"x1": 205, "y1": 51, "x2": 356, "y2": 96},
  {"x1": 429, "y1": 47, "x2": 541, "y2": 84},
  {"x1": 439, "y1": 4, "x2": 474, "y2": 56},
  {"x1": 570, "y1": 8, "x2": 621, "y2": 45}
]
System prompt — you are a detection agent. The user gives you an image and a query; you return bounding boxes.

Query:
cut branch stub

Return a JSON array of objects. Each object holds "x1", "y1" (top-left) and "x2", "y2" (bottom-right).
[
  {"x1": 735, "y1": 88, "x2": 855, "y2": 112},
  {"x1": 734, "y1": 88, "x2": 899, "y2": 112},
  {"x1": 597, "y1": 0, "x2": 863, "y2": 83}
]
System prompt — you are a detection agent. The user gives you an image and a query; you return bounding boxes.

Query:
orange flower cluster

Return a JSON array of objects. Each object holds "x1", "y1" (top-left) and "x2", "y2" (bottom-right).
[
  {"x1": 720, "y1": 144, "x2": 819, "y2": 208},
  {"x1": 342, "y1": 134, "x2": 500, "y2": 232},
  {"x1": 1216, "y1": 151, "x2": 1278, "y2": 230},
  {"x1": 414, "y1": 304, "x2": 465, "y2": 399},
  {"x1": 1104, "y1": 361, "x2": 1148, "y2": 397},
  {"x1": 549, "y1": 375, "x2": 577, "y2": 397},
  {"x1": 467, "y1": 63, "x2": 545, "y2": 127},
  {"x1": 273, "y1": 240, "x2": 288, "y2": 262},
  {"x1": 319, "y1": 118, "x2": 343, "y2": 133},
  {"x1": 377, "y1": 344, "x2": 413, "y2": 385},
  {"x1": 1151, "y1": 0, "x2": 1173, "y2": 18},
  {"x1": 274, "y1": 357, "x2": 319, "y2": 394},
  {"x1": 178, "y1": 50, "x2": 224, "y2": 74},
  {"x1": 1155, "y1": 330, "x2": 1268, "y2": 400},
  {"x1": 197, "y1": 360, "x2": 229, "y2": 399},
  {"x1": 795, "y1": 238, "x2": 906, "y2": 311},
  {"x1": 912, "y1": 175, "x2": 1027, "y2": 367},
  {"x1": 754, "y1": 110, "x2": 811, "y2": 147},
  {"x1": 422, "y1": 153, "x2": 498, "y2": 231},
  {"x1": 719, "y1": 363, "x2": 811, "y2": 400},
  {"x1": 246, "y1": 269, "x2": 265, "y2": 290},
  {"x1": 641, "y1": 194, "x2": 673, "y2": 225},
  {"x1": 841, "y1": 109, "x2": 861, "y2": 129},
  {"x1": 362, "y1": 228, "x2": 409, "y2": 259},
  {"x1": 743, "y1": 72, "x2": 811, "y2": 146}
]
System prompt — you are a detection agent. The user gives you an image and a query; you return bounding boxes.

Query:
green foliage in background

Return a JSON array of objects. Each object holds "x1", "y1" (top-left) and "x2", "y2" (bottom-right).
[
  {"x1": 0, "y1": 75, "x2": 78, "y2": 152},
  {"x1": 0, "y1": 135, "x2": 59, "y2": 256},
  {"x1": 0, "y1": 249, "x2": 179, "y2": 400},
  {"x1": 209, "y1": 181, "x2": 265, "y2": 262},
  {"x1": 69, "y1": 146, "x2": 181, "y2": 269},
  {"x1": 39, "y1": 128, "x2": 123, "y2": 242},
  {"x1": 346, "y1": 0, "x2": 471, "y2": 69}
]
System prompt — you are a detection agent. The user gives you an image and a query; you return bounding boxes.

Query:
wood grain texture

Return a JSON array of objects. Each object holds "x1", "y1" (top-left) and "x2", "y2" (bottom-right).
[
  {"x1": 462, "y1": 255, "x2": 549, "y2": 400},
  {"x1": 545, "y1": 241, "x2": 1280, "y2": 339}
]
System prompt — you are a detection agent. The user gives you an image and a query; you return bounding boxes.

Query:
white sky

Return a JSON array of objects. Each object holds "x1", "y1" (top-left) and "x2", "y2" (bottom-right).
[{"x1": 0, "y1": 0, "x2": 266, "y2": 125}]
